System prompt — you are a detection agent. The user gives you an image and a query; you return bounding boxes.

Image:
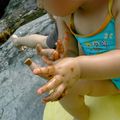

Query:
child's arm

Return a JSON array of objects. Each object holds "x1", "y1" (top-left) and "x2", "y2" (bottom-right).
[
  {"x1": 74, "y1": 2, "x2": 120, "y2": 80},
  {"x1": 75, "y1": 50, "x2": 120, "y2": 80}
]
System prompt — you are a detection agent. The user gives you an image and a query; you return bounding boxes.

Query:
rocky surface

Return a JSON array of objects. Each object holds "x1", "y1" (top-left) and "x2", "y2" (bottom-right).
[
  {"x1": 0, "y1": 0, "x2": 46, "y2": 43},
  {"x1": 0, "y1": 14, "x2": 55, "y2": 120}
]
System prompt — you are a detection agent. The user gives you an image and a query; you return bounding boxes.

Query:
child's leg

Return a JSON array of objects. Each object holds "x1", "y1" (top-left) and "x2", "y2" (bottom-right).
[
  {"x1": 59, "y1": 79, "x2": 119, "y2": 120},
  {"x1": 59, "y1": 89, "x2": 89, "y2": 120}
]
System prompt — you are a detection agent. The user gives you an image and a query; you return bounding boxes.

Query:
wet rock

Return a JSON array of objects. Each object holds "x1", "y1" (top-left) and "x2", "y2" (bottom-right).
[{"x1": 0, "y1": 14, "x2": 55, "y2": 120}]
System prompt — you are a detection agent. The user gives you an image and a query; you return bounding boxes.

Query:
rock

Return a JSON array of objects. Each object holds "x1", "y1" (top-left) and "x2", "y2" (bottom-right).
[
  {"x1": 0, "y1": 14, "x2": 55, "y2": 120},
  {"x1": 13, "y1": 14, "x2": 55, "y2": 36},
  {"x1": 0, "y1": 0, "x2": 46, "y2": 44}
]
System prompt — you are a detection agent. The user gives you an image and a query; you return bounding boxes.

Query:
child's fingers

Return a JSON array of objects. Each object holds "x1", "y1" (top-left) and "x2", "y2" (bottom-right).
[
  {"x1": 37, "y1": 75, "x2": 63, "y2": 95},
  {"x1": 41, "y1": 49, "x2": 55, "y2": 57},
  {"x1": 24, "y1": 58, "x2": 40, "y2": 71},
  {"x1": 40, "y1": 49, "x2": 60, "y2": 61},
  {"x1": 56, "y1": 40, "x2": 64, "y2": 55},
  {"x1": 24, "y1": 58, "x2": 55, "y2": 79},
  {"x1": 36, "y1": 44, "x2": 55, "y2": 58},
  {"x1": 42, "y1": 56, "x2": 53, "y2": 65},
  {"x1": 36, "y1": 44, "x2": 43, "y2": 56},
  {"x1": 36, "y1": 44, "x2": 53, "y2": 57},
  {"x1": 36, "y1": 43, "x2": 61, "y2": 61},
  {"x1": 51, "y1": 50, "x2": 60, "y2": 61},
  {"x1": 42, "y1": 83, "x2": 66, "y2": 103},
  {"x1": 33, "y1": 65, "x2": 55, "y2": 78}
]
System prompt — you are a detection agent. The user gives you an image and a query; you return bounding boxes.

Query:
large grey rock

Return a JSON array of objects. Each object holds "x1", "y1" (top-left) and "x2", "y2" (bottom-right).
[
  {"x1": 0, "y1": 14, "x2": 55, "y2": 120},
  {"x1": 13, "y1": 14, "x2": 55, "y2": 36}
]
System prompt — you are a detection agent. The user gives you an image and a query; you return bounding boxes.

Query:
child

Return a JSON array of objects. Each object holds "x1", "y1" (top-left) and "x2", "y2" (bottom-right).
[{"x1": 26, "y1": 0, "x2": 120, "y2": 120}]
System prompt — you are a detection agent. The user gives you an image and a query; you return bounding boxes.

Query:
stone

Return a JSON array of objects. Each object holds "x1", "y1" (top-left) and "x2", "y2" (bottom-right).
[{"x1": 0, "y1": 14, "x2": 55, "y2": 120}]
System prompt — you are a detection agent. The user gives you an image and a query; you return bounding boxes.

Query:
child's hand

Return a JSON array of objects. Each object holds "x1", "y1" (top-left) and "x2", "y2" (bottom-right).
[
  {"x1": 24, "y1": 58, "x2": 54, "y2": 79},
  {"x1": 32, "y1": 57, "x2": 80, "y2": 103},
  {"x1": 36, "y1": 40, "x2": 64, "y2": 64}
]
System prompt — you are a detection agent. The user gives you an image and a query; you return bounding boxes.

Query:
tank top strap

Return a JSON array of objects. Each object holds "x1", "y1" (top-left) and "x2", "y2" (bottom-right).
[
  {"x1": 108, "y1": 0, "x2": 113, "y2": 17},
  {"x1": 70, "y1": 14, "x2": 75, "y2": 33},
  {"x1": 69, "y1": 0, "x2": 114, "y2": 37}
]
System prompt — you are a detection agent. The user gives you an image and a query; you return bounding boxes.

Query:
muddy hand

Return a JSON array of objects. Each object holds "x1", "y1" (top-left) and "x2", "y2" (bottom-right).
[
  {"x1": 24, "y1": 58, "x2": 39, "y2": 70},
  {"x1": 24, "y1": 58, "x2": 55, "y2": 79},
  {"x1": 56, "y1": 39, "x2": 64, "y2": 57},
  {"x1": 24, "y1": 58, "x2": 66, "y2": 102},
  {"x1": 33, "y1": 57, "x2": 81, "y2": 103},
  {"x1": 36, "y1": 40, "x2": 64, "y2": 62}
]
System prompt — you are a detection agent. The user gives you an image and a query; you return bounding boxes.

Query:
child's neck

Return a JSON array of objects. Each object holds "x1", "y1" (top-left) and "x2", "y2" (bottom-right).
[{"x1": 80, "y1": 0, "x2": 108, "y2": 14}]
